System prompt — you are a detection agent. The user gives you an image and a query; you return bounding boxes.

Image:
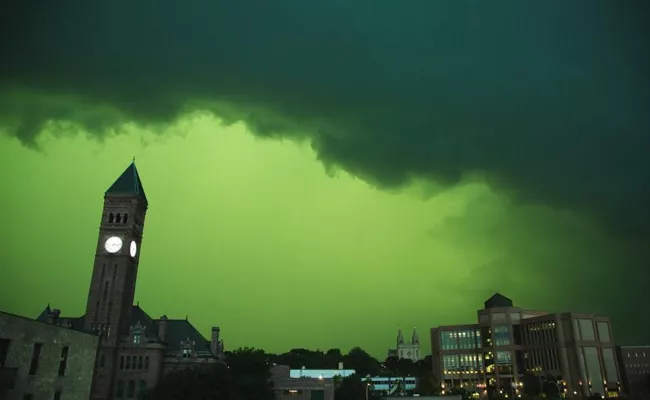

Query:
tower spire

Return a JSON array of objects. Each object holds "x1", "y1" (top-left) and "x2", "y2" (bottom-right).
[
  {"x1": 397, "y1": 328, "x2": 404, "y2": 345},
  {"x1": 412, "y1": 327, "x2": 419, "y2": 345}
]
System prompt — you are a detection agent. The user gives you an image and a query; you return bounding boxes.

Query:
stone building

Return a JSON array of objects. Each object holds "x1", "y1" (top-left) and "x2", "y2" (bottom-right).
[
  {"x1": 387, "y1": 328, "x2": 420, "y2": 362},
  {"x1": 0, "y1": 311, "x2": 98, "y2": 400},
  {"x1": 37, "y1": 161, "x2": 225, "y2": 399}
]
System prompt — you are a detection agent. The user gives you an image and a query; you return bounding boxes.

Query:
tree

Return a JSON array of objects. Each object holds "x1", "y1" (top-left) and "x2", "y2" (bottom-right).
[
  {"x1": 144, "y1": 347, "x2": 274, "y2": 400},
  {"x1": 343, "y1": 347, "x2": 381, "y2": 377},
  {"x1": 226, "y1": 347, "x2": 274, "y2": 400},
  {"x1": 416, "y1": 375, "x2": 438, "y2": 396},
  {"x1": 397, "y1": 358, "x2": 415, "y2": 377},
  {"x1": 324, "y1": 348, "x2": 344, "y2": 369},
  {"x1": 335, "y1": 374, "x2": 380, "y2": 400},
  {"x1": 384, "y1": 356, "x2": 399, "y2": 374},
  {"x1": 143, "y1": 363, "x2": 231, "y2": 400}
]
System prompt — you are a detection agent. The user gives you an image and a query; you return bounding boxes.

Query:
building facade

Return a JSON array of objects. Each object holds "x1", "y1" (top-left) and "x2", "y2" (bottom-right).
[
  {"x1": 37, "y1": 162, "x2": 225, "y2": 400},
  {"x1": 388, "y1": 328, "x2": 421, "y2": 362},
  {"x1": 272, "y1": 365, "x2": 335, "y2": 400},
  {"x1": 0, "y1": 311, "x2": 98, "y2": 400},
  {"x1": 616, "y1": 345, "x2": 650, "y2": 400},
  {"x1": 430, "y1": 293, "x2": 621, "y2": 398}
]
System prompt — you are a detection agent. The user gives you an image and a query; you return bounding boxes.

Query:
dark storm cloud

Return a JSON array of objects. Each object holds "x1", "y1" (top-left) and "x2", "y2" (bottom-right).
[{"x1": 1, "y1": 0, "x2": 649, "y2": 235}]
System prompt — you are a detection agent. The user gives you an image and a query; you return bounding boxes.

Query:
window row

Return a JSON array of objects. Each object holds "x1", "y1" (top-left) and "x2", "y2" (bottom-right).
[
  {"x1": 440, "y1": 329, "x2": 482, "y2": 350},
  {"x1": 0, "y1": 340, "x2": 69, "y2": 377},
  {"x1": 116, "y1": 379, "x2": 147, "y2": 399},
  {"x1": 108, "y1": 213, "x2": 129, "y2": 224},
  {"x1": 120, "y1": 355, "x2": 150, "y2": 370}
]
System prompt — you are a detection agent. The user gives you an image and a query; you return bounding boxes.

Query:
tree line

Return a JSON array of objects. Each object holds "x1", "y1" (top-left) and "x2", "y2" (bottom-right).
[{"x1": 144, "y1": 346, "x2": 437, "y2": 400}]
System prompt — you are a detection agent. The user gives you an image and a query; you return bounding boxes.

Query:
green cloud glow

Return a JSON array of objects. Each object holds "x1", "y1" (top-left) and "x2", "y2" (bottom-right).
[{"x1": 0, "y1": 115, "x2": 638, "y2": 356}]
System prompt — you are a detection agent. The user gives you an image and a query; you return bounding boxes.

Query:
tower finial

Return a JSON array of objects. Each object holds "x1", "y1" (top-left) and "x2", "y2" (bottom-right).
[{"x1": 132, "y1": 156, "x2": 136, "y2": 163}]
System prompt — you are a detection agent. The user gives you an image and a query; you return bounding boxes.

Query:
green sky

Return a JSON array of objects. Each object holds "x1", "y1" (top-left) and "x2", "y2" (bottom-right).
[{"x1": 0, "y1": 113, "x2": 633, "y2": 358}]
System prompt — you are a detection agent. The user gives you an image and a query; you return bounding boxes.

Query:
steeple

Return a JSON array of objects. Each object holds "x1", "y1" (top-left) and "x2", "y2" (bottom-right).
[
  {"x1": 397, "y1": 328, "x2": 404, "y2": 345},
  {"x1": 411, "y1": 327, "x2": 419, "y2": 345},
  {"x1": 105, "y1": 161, "x2": 148, "y2": 206}
]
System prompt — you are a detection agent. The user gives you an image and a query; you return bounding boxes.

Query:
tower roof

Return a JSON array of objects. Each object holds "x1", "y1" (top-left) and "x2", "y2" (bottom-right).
[
  {"x1": 105, "y1": 161, "x2": 148, "y2": 205},
  {"x1": 484, "y1": 293, "x2": 514, "y2": 309}
]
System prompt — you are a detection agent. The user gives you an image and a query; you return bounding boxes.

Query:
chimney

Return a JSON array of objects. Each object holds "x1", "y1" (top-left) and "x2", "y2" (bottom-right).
[
  {"x1": 158, "y1": 315, "x2": 168, "y2": 342},
  {"x1": 46, "y1": 309, "x2": 61, "y2": 325},
  {"x1": 211, "y1": 327, "x2": 221, "y2": 355}
]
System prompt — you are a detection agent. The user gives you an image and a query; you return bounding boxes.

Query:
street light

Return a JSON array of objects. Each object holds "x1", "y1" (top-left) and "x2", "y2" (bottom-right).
[{"x1": 365, "y1": 374, "x2": 372, "y2": 400}]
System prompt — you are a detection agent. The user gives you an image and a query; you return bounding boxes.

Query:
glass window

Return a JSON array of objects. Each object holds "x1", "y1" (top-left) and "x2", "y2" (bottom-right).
[
  {"x1": 597, "y1": 322, "x2": 611, "y2": 343},
  {"x1": 441, "y1": 331, "x2": 459, "y2": 350},
  {"x1": 583, "y1": 347, "x2": 604, "y2": 394},
  {"x1": 127, "y1": 380, "x2": 135, "y2": 398},
  {"x1": 601, "y1": 348, "x2": 618, "y2": 383},
  {"x1": 579, "y1": 319, "x2": 596, "y2": 341},
  {"x1": 496, "y1": 351, "x2": 512, "y2": 364},
  {"x1": 493, "y1": 325, "x2": 511, "y2": 346},
  {"x1": 492, "y1": 313, "x2": 507, "y2": 323},
  {"x1": 116, "y1": 380, "x2": 124, "y2": 398}
]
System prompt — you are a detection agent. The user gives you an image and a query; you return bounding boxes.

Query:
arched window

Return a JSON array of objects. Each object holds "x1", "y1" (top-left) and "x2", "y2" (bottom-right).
[
  {"x1": 144, "y1": 356, "x2": 150, "y2": 370},
  {"x1": 123, "y1": 213, "x2": 128, "y2": 224},
  {"x1": 139, "y1": 380, "x2": 147, "y2": 398},
  {"x1": 103, "y1": 281, "x2": 109, "y2": 302},
  {"x1": 116, "y1": 213, "x2": 122, "y2": 223},
  {"x1": 108, "y1": 213, "x2": 114, "y2": 223},
  {"x1": 138, "y1": 356, "x2": 143, "y2": 370},
  {"x1": 116, "y1": 380, "x2": 124, "y2": 398},
  {"x1": 127, "y1": 380, "x2": 135, "y2": 398}
]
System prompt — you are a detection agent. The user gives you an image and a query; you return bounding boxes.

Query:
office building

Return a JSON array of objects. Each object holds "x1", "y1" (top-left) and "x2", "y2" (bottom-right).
[
  {"x1": 616, "y1": 345, "x2": 650, "y2": 400},
  {"x1": 430, "y1": 293, "x2": 621, "y2": 398}
]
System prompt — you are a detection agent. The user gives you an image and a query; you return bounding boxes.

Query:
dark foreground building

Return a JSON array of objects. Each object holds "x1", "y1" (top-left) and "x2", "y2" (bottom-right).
[
  {"x1": 0, "y1": 311, "x2": 98, "y2": 400},
  {"x1": 430, "y1": 294, "x2": 621, "y2": 398},
  {"x1": 616, "y1": 345, "x2": 650, "y2": 400},
  {"x1": 38, "y1": 161, "x2": 225, "y2": 400}
]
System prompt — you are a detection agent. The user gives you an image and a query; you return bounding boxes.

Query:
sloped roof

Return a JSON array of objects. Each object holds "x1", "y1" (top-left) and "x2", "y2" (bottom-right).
[
  {"x1": 129, "y1": 305, "x2": 161, "y2": 341},
  {"x1": 484, "y1": 293, "x2": 514, "y2": 309},
  {"x1": 36, "y1": 305, "x2": 88, "y2": 333},
  {"x1": 105, "y1": 161, "x2": 148, "y2": 206},
  {"x1": 36, "y1": 304, "x2": 214, "y2": 356},
  {"x1": 159, "y1": 319, "x2": 212, "y2": 354}
]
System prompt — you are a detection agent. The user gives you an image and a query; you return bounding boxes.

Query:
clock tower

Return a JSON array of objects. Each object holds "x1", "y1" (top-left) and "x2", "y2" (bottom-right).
[{"x1": 84, "y1": 161, "x2": 148, "y2": 399}]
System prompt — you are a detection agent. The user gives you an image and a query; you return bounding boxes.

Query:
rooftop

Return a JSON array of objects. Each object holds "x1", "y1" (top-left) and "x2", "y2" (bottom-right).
[{"x1": 105, "y1": 161, "x2": 148, "y2": 206}]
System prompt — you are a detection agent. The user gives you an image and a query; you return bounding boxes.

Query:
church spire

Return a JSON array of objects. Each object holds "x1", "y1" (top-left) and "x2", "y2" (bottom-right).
[
  {"x1": 397, "y1": 328, "x2": 404, "y2": 345},
  {"x1": 411, "y1": 327, "x2": 419, "y2": 345}
]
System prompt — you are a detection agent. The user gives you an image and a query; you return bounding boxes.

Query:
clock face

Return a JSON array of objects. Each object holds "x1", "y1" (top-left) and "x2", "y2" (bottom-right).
[
  {"x1": 130, "y1": 241, "x2": 138, "y2": 258},
  {"x1": 104, "y1": 236, "x2": 123, "y2": 253}
]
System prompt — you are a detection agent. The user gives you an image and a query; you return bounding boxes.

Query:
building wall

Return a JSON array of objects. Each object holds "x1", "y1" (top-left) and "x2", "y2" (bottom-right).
[
  {"x1": 616, "y1": 345, "x2": 650, "y2": 400},
  {"x1": 271, "y1": 366, "x2": 334, "y2": 400},
  {"x1": 112, "y1": 344, "x2": 165, "y2": 399},
  {"x1": 0, "y1": 312, "x2": 98, "y2": 400}
]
